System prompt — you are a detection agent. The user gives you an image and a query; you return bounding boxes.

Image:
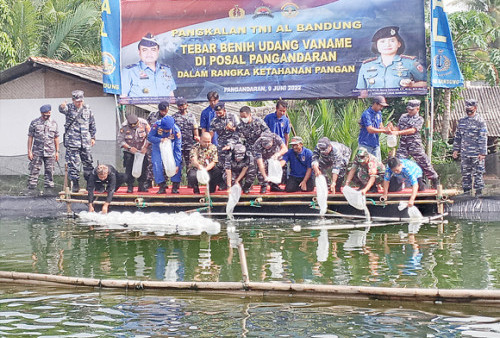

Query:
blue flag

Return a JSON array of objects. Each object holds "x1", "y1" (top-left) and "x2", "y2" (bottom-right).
[
  {"x1": 431, "y1": 0, "x2": 464, "y2": 88},
  {"x1": 101, "y1": 0, "x2": 121, "y2": 94}
]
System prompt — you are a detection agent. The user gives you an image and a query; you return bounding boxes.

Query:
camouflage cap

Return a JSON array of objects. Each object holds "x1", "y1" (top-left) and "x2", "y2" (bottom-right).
[
  {"x1": 465, "y1": 99, "x2": 477, "y2": 107},
  {"x1": 72, "y1": 90, "x2": 84, "y2": 101},
  {"x1": 406, "y1": 99, "x2": 421, "y2": 109},
  {"x1": 234, "y1": 144, "x2": 246, "y2": 155},
  {"x1": 176, "y1": 97, "x2": 187, "y2": 106},
  {"x1": 355, "y1": 147, "x2": 370, "y2": 162},
  {"x1": 96, "y1": 164, "x2": 109, "y2": 176},
  {"x1": 317, "y1": 137, "x2": 331, "y2": 151},
  {"x1": 40, "y1": 104, "x2": 51, "y2": 113}
]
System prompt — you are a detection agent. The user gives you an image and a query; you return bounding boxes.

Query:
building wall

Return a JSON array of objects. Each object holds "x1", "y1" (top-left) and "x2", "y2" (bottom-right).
[{"x1": 0, "y1": 69, "x2": 120, "y2": 175}]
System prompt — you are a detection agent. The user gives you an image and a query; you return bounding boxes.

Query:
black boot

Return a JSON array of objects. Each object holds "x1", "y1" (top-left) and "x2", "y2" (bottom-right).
[
  {"x1": 242, "y1": 182, "x2": 252, "y2": 194},
  {"x1": 127, "y1": 184, "x2": 134, "y2": 193},
  {"x1": 431, "y1": 177, "x2": 440, "y2": 189},
  {"x1": 270, "y1": 183, "x2": 284, "y2": 192},
  {"x1": 138, "y1": 182, "x2": 148, "y2": 192},
  {"x1": 157, "y1": 182, "x2": 167, "y2": 194},
  {"x1": 260, "y1": 184, "x2": 267, "y2": 194},
  {"x1": 172, "y1": 182, "x2": 180, "y2": 194},
  {"x1": 193, "y1": 185, "x2": 200, "y2": 194},
  {"x1": 475, "y1": 189, "x2": 483, "y2": 197},
  {"x1": 71, "y1": 179, "x2": 80, "y2": 193}
]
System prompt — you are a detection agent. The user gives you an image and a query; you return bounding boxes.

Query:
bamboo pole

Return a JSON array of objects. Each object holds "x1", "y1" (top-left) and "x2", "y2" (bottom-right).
[
  {"x1": 238, "y1": 243, "x2": 250, "y2": 284},
  {"x1": 1, "y1": 271, "x2": 499, "y2": 303}
]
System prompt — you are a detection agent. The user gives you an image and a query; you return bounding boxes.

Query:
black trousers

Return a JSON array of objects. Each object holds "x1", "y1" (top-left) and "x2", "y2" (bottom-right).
[
  {"x1": 123, "y1": 151, "x2": 148, "y2": 186},
  {"x1": 285, "y1": 175, "x2": 314, "y2": 192},
  {"x1": 187, "y1": 167, "x2": 222, "y2": 193},
  {"x1": 388, "y1": 176, "x2": 426, "y2": 192}
]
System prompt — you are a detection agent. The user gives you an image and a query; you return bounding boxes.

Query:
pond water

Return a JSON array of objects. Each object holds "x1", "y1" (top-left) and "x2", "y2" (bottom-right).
[{"x1": 1, "y1": 214, "x2": 500, "y2": 336}]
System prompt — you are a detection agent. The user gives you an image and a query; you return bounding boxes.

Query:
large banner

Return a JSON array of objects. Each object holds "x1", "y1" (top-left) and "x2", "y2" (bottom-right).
[
  {"x1": 430, "y1": 0, "x2": 464, "y2": 88},
  {"x1": 102, "y1": 0, "x2": 428, "y2": 104}
]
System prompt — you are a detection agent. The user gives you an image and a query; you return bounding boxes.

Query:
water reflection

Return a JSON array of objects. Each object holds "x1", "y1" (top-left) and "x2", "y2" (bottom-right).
[{"x1": 1, "y1": 217, "x2": 500, "y2": 290}]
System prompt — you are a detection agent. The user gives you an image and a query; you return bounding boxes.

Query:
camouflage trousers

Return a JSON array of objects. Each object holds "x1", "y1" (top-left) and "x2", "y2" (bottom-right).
[
  {"x1": 223, "y1": 165, "x2": 257, "y2": 189},
  {"x1": 460, "y1": 156, "x2": 485, "y2": 191},
  {"x1": 350, "y1": 166, "x2": 384, "y2": 189},
  {"x1": 66, "y1": 147, "x2": 93, "y2": 180},
  {"x1": 146, "y1": 145, "x2": 154, "y2": 182},
  {"x1": 397, "y1": 142, "x2": 438, "y2": 180},
  {"x1": 318, "y1": 164, "x2": 347, "y2": 191},
  {"x1": 28, "y1": 156, "x2": 55, "y2": 188}
]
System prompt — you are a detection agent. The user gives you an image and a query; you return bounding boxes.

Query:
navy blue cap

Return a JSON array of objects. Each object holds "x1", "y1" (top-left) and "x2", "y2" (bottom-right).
[
  {"x1": 160, "y1": 116, "x2": 174, "y2": 130},
  {"x1": 214, "y1": 102, "x2": 225, "y2": 111},
  {"x1": 138, "y1": 33, "x2": 159, "y2": 48},
  {"x1": 40, "y1": 104, "x2": 51, "y2": 113}
]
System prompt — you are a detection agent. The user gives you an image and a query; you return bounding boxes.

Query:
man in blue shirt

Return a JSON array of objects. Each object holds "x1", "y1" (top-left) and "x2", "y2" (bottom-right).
[
  {"x1": 280, "y1": 136, "x2": 314, "y2": 192},
  {"x1": 264, "y1": 100, "x2": 291, "y2": 146},
  {"x1": 382, "y1": 157, "x2": 425, "y2": 207},
  {"x1": 200, "y1": 91, "x2": 219, "y2": 146},
  {"x1": 358, "y1": 96, "x2": 390, "y2": 161}
]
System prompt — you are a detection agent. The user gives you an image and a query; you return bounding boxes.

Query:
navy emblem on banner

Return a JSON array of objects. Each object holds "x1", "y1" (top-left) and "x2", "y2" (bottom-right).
[{"x1": 281, "y1": 3, "x2": 299, "y2": 18}]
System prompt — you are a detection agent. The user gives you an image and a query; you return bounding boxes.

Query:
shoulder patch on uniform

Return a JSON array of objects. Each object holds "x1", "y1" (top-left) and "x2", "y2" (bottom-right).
[
  {"x1": 362, "y1": 57, "x2": 377, "y2": 64},
  {"x1": 125, "y1": 63, "x2": 138, "y2": 69},
  {"x1": 401, "y1": 55, "x2": 416, "y2": 60},
  {"x1": 159, "y1": 64, "x2": 171, "y2": 69}
]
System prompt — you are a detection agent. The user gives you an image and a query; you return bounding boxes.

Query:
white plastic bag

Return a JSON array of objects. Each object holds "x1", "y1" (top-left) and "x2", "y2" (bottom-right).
[
  {"x1": 398, "y1": 201, "x2": 423, "y2": 220},
  {"x1": 387, "y1": 134, "x2": 398, "y2": 148},
  {"x1": 196, "y1": 168, "x2": 210, "y2": 185},
  {"x1": 160, "y1": 139, "x2": 177, "y2": 177},
  {"x1": 315, "y1": 175, "x2": 328, "y2": 215},
  {"x1": 343, "y1": 186, "x2": 366, "y2": 210},
  {"x1": 226, "y1": 184, "x2": 242, "y2": 217},
  {"x1": 132, "y1": 152, "x2": 145, "y2": 178},
  {"x1": 267, "y1": 158, "x2": 282, "y2": 184}
]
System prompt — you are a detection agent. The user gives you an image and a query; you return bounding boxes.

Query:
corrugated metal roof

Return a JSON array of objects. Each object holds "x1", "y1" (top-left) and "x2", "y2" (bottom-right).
[
  {"x1": 0, "y1": 57, "x2": 103, "y2": 84},
  {"x1": 435, "y1": 86, "x2": 500, "y2": 137}
]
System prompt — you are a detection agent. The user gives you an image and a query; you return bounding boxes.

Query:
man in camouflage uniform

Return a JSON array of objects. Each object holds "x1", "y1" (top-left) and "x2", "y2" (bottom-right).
[
  {"x1": 172, "y1": 97, "x2": 200, "y2": 182},
  {"x1": 209, "y1": 102, "x2": 239, "y2": 188},
  {"x1": 453, "y1": 99, "x2": 488, "y2": 197},
  {"x1": 253, "y1": 132, "x2": 288, "y2": 193},
  {"x1": 312, "y1": 137, "x2": 351, "y2": 193},
  {"x1": 118, "y1": 114, "x2": 150, "y2": 193},
  {"x1": 389, "y1": 99, "x2": 440, "y2": 188},
  {"x1": 145, "y1": 101, "x2": 170, "y2": 186},
  {"x1": 223, "y1": 143, "x2": 257, "y2": 194},
  {"x1": 26, "y1": 104, "x2": 59, "y2": 195},
  {"x1": 59, "y1": 90, "x2": 96, "y2": 192},
  {"x1": 234, "y1": 105, "x2": 270, "y2": 150},
  {"x1": 188, "y1": 132, "x2": 221, "y2": 194},
  {"x1": 344, "y1": 147, "x2": 385, "y2": 194}
]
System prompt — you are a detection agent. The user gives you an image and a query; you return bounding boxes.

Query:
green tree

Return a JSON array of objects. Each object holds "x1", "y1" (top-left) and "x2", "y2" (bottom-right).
[
  {"x1": 1, "y1": 0, "x2": 101, "y2": 70},
  {"x1": 449, "y1": 10, "x2": 500, "y2": 84},
  {"x1": 0, "y1": 0, "x2": 16, "y2": 69}
]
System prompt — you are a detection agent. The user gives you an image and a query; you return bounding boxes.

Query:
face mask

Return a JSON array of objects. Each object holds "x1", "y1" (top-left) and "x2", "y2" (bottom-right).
[
  {"x1": 241, "y1": 117, "x2": 249, "y2": 123},
  {"x1": 235, "y1": 155, "x2": 245, "y2": 162},
  {"x1": 466, "y1": 108, "x2": 474, "y2": 114}
]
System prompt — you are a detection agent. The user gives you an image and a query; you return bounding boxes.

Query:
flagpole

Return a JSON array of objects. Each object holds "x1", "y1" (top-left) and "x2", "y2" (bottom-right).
[{"x1": 427, "y1": 0, "x2": 434, "y2": 160}]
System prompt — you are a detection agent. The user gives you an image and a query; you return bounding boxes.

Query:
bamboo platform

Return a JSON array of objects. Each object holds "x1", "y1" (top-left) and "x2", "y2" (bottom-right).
[{"x1": 57, "y1": 184, "x2": 459, "y2": 219}]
